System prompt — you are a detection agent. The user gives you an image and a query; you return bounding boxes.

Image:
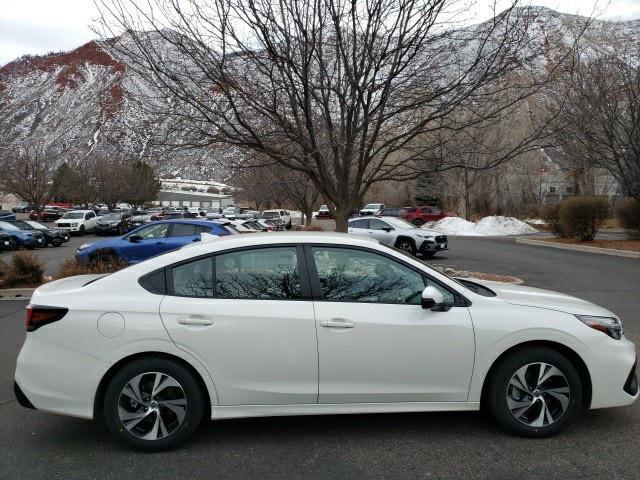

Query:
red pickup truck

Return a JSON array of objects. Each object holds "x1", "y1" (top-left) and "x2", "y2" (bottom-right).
[{"x1": 400, "y1": 206, "x2": 456, "y2": 226}]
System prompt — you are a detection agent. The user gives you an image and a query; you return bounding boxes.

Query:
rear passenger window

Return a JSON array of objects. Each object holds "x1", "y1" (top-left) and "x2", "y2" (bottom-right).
[
  {"x1": 170, "y1": 224, "x2": 199, "y2": 237},
  {"x1": 171, "y1": 257, "x2": 213, "y2": 297},
  {"x1": 215, "y1": 247, "x2": 301, "y2": 299}
]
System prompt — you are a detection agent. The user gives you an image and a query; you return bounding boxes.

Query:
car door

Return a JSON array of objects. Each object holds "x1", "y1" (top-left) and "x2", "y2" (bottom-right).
[
  {"x1": 159, "y1": 245, "x2": 318, "y2": 405},
  {"x1": 84, "y1": 211, "x2": 97, "y2": 230},
  {"x1": 368, "y1": 218, "x2": 395, "y2": 245},
  {"x1": 347, "y1": 218, "x2": 370, "y2": 237},
  {"x1": 307, "y1": 245, "x2": 474, "y2": 404},
  {"x1": 119, "y1": 223, "x2": 170, "y2": 263},
  {"x1": 162, "y1": 223, "x2": 206, "y2": 252}
]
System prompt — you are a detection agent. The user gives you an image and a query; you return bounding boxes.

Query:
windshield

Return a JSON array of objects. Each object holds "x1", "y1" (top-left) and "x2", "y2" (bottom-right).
[
  {"x1": 0, "y1": 221, "x2": 19, "y2": 230},
  {"x1": 101, "y1": 214, "x2": 122, "y2": 221},
  {"x1": 62, "y1": 212, "x2": 84, "y2": 219},
  {"x1": 25, "y1": 221, "x2": 46, "y2": 230},
  {"x1": 364, "y1": 204, "x2": 381, "y2": 209},
  {"x1": 383, "y1": 217, "x2": 416, "y2": 229},
  {"x1": 10, "y1": 220, "x2": 33, "y2": 230}
]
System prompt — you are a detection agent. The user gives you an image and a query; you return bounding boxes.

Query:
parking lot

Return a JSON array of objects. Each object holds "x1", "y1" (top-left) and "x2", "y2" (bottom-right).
[{"x1": 1, "y1": 236, "x2": 638, "y2": 479}]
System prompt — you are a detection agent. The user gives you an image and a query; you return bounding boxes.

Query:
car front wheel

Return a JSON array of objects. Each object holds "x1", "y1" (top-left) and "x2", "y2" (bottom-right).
[
  {"x1": 395, "y1": 239, "x2": 416, "y2": 255},
  {"x1": 103, "y1": 357, "x2": 205, "y2": 451},
  {"x1": 487, "y1": 347, "x2": 582, "y2": 438}
]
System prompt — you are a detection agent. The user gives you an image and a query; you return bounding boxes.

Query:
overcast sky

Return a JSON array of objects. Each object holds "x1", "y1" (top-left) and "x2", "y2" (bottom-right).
[{"x1": 1, "y1": 0, "x2": 640, "y2": 66}]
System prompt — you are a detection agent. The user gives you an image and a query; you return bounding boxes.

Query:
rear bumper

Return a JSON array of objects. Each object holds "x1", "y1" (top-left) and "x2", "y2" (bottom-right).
[{"x1": 15, "y1": 334, "x2": 107, "y2": 419}]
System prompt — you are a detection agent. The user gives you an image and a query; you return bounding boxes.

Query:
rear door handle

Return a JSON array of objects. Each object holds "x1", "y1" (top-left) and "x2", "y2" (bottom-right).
[
  {"x1": 320, "y1": 318, "x2": 355, "y2": 328},
  {"x1": 178, "y1": 316, "x2": 214, "y2": 326}
]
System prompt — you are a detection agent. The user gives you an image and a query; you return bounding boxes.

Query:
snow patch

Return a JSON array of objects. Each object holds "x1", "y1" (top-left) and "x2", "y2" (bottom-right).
[{"x1": 423, "y1": 216, "x2": 538, "y2": 236}]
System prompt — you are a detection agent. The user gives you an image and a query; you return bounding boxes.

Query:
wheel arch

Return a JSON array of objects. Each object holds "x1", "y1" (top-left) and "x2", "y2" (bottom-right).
[
  {"x1": 394, "y1": 235, "x2": 416, "y2": 249},
  {"x1": 93, "y1": 351, "x2": 213, "y2": 420},
  {"x1": 479, "y1": 340, "x2": 592, "y2": 409}
]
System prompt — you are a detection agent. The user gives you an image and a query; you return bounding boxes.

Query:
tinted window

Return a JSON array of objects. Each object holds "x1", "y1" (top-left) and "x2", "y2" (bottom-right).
[
  {"x1": 349, "y1": 219, "x2": 369, "y2": 229},
  {"x1": 169, "y1": 223, "x2": 207, "y2": 237},
  {"x1": 215, "y1": 247, "x2": 301, "y2": 299},
  {"x1": 311, "y1": 247, "x2": 426, "y2": 304},
  {"x1": 171, "y1": 257, "x2": 213, "y2": 297},
  {"x1": 129, "y1": 223, "x2": 169, "y2": 239},
  {"x1": 369, "y1": 219, "x2": 391, "y2": 230}
]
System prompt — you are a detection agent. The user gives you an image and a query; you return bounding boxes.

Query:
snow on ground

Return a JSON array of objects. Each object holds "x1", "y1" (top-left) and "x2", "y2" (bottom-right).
[{"x1": 423, "y1": 216, "x2": 539, "y2": 236}]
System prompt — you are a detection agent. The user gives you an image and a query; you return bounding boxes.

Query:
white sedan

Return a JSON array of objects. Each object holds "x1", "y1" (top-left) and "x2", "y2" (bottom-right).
[{"x1": 14, "y1": 233, "x2": 638, "y2": 450}]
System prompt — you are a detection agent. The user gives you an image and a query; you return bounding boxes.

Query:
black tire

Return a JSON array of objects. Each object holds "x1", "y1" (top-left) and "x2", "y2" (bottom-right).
[
  {"x1": 423, "y1": 251, "x2": 436, "y2": 259},
  {"x1": 487, "y1": 347, "x2": 582, "y2": 438},
  {"x1": 395, "y1": 238, "x2": 416, "y2": 256},
  {"x1": 79, "y1": 225, "x2": 86, "y2": 236},
  {"x1": 103, "y1": 357, "x2": 205, "y2": 451},
  {"x1": 412, "y1": 219, "x2": 424, "y2": 227}
]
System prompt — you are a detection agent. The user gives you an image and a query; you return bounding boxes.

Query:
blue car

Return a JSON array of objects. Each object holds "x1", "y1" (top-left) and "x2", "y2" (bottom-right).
[
  {"x1": 75, "y1": 219, "x2": 231, "y2": 264},
  {"x1": 0, "y1": 221, "x2": 46, "y2": 249}
]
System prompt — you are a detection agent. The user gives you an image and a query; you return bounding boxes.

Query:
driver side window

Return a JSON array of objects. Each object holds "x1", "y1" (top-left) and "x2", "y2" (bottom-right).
[
  {"x1": 311, "y1": 247, "x2": 426, "y2": 305},
  {"x1": 129, "y1": 223, "x2": 170, "y2": 239},
  {"x1": 369, "y1": 219, "x2": 391, "y2": 231}
]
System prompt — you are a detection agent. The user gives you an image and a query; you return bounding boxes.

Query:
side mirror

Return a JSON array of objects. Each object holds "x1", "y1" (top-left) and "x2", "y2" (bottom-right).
[
  {"x1": 421, "y1": 286, "x2": 445, "y2": 310},
  {"x1": 382, "y1": 227, "x2": 393, "y2": 232},
  {"x1": 129, "y1": 235, "x2": 142, "y2": 243}
]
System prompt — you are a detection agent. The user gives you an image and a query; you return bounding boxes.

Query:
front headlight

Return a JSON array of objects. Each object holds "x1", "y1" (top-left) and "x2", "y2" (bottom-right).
[
  {"x1": 78, "y1": 242, "x2": 93, "y2": 251},
  {"x1": 576, "y1": 315, "x2": 623, "y2": 340}
]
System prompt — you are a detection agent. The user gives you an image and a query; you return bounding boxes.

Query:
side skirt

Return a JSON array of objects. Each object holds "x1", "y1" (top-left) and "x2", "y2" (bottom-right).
[{"x1": 211, "y1": 401, "x2": 480, "y2": 420}]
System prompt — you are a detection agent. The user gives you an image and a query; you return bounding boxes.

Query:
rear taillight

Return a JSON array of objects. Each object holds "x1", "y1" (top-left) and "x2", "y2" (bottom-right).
[{"x1": 25, "y1": 305, "x2": 68, "y2": 332}]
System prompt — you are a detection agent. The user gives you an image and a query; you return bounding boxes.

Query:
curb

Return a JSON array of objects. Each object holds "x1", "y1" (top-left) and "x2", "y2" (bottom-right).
[
  {"x1": 516, "y1": 238, "x2": 640, "y2": 259},
  {"x1": 0, "y1": 288, "x2": 34, "y2": 301}
]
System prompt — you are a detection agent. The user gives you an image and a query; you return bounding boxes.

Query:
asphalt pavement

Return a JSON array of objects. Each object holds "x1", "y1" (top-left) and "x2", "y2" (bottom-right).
[{"x1": 0, "y1": 236, "x2": 638, "y2": 479}]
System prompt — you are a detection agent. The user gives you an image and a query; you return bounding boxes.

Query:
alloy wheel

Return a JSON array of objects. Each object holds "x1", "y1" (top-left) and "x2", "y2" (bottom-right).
[
  {"x1": 506, "y1": 362, "x2": 570, "y2": 427},
  {"x1": 117, "y1": 372, "x2": 188, "y2": 441}
]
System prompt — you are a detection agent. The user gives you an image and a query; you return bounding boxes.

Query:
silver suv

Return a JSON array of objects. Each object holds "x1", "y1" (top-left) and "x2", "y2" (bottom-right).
[{"x1": 348, "y1": 216, "x2": 448, "y2": 258}]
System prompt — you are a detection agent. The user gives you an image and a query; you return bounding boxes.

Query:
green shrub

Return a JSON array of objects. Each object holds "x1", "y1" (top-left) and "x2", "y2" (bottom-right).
[
  {"x1": 540, "y1": 203, "x2": 565, "y2": 236},
  {"x1": 0, "y1": 251, "x2": 45, "y2": 288},
  {"x1": 559, "y1": 196, "x2": 609, "y2": 241},
  {"x1": 617, "y1": 198, "x2": 640, "y2": 237}
]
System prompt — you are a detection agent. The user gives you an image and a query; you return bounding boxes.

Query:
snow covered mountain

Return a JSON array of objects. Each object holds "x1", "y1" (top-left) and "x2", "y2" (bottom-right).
[{"x1": 0, "y1": 7, "x2": 638, "y2": 176}]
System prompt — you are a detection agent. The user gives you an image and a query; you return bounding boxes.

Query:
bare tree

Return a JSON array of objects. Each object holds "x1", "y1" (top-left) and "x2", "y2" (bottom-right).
[
  {"x1": 0, "y1": 144, "x2": 57, "y2": 209},
  {"x1": 550, "y1": 40, "x2": 640, "y2": 200},
  {"x1": 97, "y1": 0, "x2": 581, "y2": 230}
]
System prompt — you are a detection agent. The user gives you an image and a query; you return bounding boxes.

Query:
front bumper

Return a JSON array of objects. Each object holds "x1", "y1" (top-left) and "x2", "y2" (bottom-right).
[
  {"x1": 55, "y1": 223, "x2": 82, "y2": 233},
  {"x1": 20, "y1": 236, "x2": 45, "y2": 248},
  {"x1": 96, "y1": 225, "x2": 120, "y2": 234},
  {"x1": 589, "y1": 337, "x2": 638, "y2": 409},
  {"x1": 419, "y1": 235, "x2": 448, "y2": 253}
]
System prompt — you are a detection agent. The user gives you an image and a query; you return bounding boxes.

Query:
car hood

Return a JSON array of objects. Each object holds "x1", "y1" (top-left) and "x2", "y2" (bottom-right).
[
  {"x1": 397, "y1": 227, "x2": 443, "y2": 236},
  {"x1": 468, "y1": 279, "x2": 617, "y2": 317}
]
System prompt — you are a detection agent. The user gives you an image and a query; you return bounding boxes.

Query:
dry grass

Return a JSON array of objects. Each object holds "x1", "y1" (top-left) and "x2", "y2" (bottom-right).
[
  {"x1": 291, "y1": 224, "x2": 324, "y2": 231},
  {"x1": 468, "y1": 272, "x2": 521, "y2": 283},
  {"x1": 53, "y1": 257, "x2": 128, "y2": 280},
  {"x1": 531, "y1": 237, "x2": 640, "y2": 252},
  {"x1": 0, "y1": 251, "x2": 45, "y2": 288}
]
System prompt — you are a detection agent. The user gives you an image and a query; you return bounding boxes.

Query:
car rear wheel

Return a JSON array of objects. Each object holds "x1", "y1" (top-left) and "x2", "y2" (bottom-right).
[
  {"x1": 487, "y1": 347, "x2": 582, "y2": 437},
  {"x1": 79, "y1": 225, "x2": 85, "y2": 236},
  {"x1": 103, "y1": 357, "x2": 205, "y2": 451}
]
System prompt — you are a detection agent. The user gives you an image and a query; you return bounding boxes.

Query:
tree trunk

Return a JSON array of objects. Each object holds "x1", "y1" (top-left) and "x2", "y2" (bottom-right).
[
  {"x1": 304, "y1": 209, "x2": 313, "y2": 226},
  {"x1": 334, "y1": 209, "x2": 351, "y2": 233}
]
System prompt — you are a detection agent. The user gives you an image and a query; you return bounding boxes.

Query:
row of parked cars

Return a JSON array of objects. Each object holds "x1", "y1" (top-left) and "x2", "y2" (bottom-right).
[
  {"x1": 0, "y1": 219, "x2": 70, "y2": 253},
  {"x1": 316, "y1": 203, "x2": 457, "y2": 226}
]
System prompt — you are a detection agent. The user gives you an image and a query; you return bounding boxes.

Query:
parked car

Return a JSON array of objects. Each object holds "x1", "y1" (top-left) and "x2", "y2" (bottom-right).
[
  {"x1": 315, "y1": 204, "x2": 332, "y2": 219},
  {"x1": 15, "y1": 232, "x2": 638, "y2": 450},
  {"x1": 227, "y1": 220, "x2": 259, "y2": 233},
  {"x1": 359, "y1": 203, "x2": 385, "y2": 216},
  {"x1": 30, "y1": 206, "x2": 65, "y2": 222},
  {"x1": 262, "y1": 209, "x2": 292, "y2": 229},
  {"x1": 54, "y1": 210, "x2": 99, "y2": 235},
  {"x1": 11, "y1": 202, "x2": 34, "y2": 213},
  {"x1": 242, "y1": 220, "x2": 268, "y2": 232},
  {"x1": 96, "y1": 212, "x2": 133, "y2": 235},
  {"x1": 129, "y1": 213, "x2": 152, "y2": 230},
  {"x1": 0, "y1": 232, "x2": 13, "y2": 252},
  {"x1": 0, "y1": 210, "x2": 17, "y2": 221},
  {"x1": 0, "y1": 221, "x2": 45, "y2": 249},
  {"x1": 381, "y1": 207, "x2": 402, "y2": 217},
  {"x1": 257, "y1": 218, "x2": 285, "y2": 231},
  {"x1": 75, "y1": 219, "x2": 232, "y2": 265},
  {"x1": 401, "y1": 206, "x2": 457, "y2": 226},
  {"x1": 348, "y1": 216, "x2": 448, "y2": 258},
  {"x1": 205, "y1": 208, "x2": 223, "y2": 220},
  {"x1": 9, "y1": 220, "x2": 69, "y2": 247}
]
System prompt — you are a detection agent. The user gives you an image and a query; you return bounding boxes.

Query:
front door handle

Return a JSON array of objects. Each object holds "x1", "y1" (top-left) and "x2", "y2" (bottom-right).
[
  {"x1": 178, "y1": 316, "x2": 214, "y2": 326},
  {"x1": 320, "y1": 318, "x2": 355, "y2": 328}
]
